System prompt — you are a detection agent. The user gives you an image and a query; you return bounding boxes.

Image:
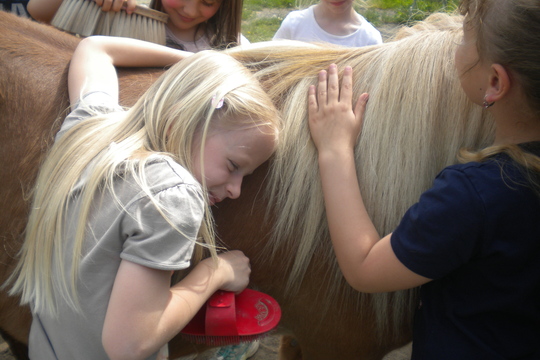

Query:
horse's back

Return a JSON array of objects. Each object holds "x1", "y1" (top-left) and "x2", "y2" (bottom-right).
[
  {"x1": 0, "y1": 11, "x2": 76, "y2": 273},
  {"x1": 0, "y1": 11, "x2": 75, "y2": 354},
  {"x1": 0, "y1": 11, "x2": 77, "y2": 178}
]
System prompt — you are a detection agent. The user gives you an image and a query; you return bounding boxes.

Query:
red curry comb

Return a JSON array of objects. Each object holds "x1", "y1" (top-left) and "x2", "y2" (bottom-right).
[{"x1": 180, "y1": 289, "x2": 281, "y2": 346}]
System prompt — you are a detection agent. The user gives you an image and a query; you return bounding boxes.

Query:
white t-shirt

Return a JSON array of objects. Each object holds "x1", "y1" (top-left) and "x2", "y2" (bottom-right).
[{"x1": 273, "y1": 5, "x2": 382, "y2": 47}]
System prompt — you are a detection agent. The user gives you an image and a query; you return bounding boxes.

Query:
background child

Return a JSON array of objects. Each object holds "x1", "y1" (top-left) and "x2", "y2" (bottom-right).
[
  {"x1": 273, "y1": 0, "x2": 382, "y2": 47},
  {"x1": 308, "y1": 0, "x2": 540, "y2": 358},
  {"x1": 27, "y1": 0, "x2": 249, "y2": 51},
  {"x1": 6, "y1": 36, "x2": 279, "y2": 359}
]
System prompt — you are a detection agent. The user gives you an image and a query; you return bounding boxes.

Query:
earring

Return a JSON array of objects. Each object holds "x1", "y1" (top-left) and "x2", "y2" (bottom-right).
[{"x1": 483, "y1": 95, "x2": 495, "y2": 109}]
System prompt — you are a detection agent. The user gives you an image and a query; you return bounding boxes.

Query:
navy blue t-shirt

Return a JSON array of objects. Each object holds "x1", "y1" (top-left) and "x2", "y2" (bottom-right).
[
  {"x1": 0, "y1": 0, "x2": 30, "y2": 17},
  {"x1": 391, "y1": 143, "x2": 540, "y2": 359}
]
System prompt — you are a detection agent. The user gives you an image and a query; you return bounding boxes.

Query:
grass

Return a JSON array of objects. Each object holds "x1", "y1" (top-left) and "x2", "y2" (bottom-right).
[
  {"x1": 242, "y1": 17, "x2": 285, "y2": 43},
  {"x1": 364, "y1": 0, "x2": 459, "y2": 25},
  {"x1": 241, "y1": 0, "x2": 460, "y2": 42}
]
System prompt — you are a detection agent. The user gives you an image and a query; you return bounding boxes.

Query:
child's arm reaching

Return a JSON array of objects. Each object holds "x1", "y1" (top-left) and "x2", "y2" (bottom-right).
[
  {"x1": 308, "y1": 64, "x2": 430, "y2": 293},
  {"x1": 68, "y1": 36, "x2": 192, "y2": 105}
]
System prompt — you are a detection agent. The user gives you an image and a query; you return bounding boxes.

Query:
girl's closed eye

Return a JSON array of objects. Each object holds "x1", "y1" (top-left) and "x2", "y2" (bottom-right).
[
  {"x1": 201, "y1": 0, "x2": 218, "y2": 7},
  {"x1": 228, "y1": 160, "x2": 239, "y2": 172}
]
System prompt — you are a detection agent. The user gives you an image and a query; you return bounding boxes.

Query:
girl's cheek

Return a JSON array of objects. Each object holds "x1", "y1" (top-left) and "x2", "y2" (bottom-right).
[
  {"x1": 201, "y1": 5, "x2": 220, "y2": 19},
  {"x1": 161, "y1": 0, "x2": 179, "y2": 9}
]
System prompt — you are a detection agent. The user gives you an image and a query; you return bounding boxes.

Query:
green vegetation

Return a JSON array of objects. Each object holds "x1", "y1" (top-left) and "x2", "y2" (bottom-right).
[
  {"x1": 364, "y1": 0, "x2": 459, "y2": 25},
  {"x1": 241, "y1": 0, "x2": 460, "y2": 42},
  {"x1": 242, "y1": 17, "x2": 285, "y2": 43},
  {"x1": 241, "y1": 0, "x2": 296, "y2": 42},
  {"x1": 244, "y1": 0, "x2": 295, "y2": 9}
]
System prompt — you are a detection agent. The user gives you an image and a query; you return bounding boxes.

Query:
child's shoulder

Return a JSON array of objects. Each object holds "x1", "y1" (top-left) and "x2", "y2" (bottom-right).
[
  {"x1": 443, "y1": 154, "x2": 509, "y2": 180},
  {"x1": 440, "y1": 150, "x2": 536, "y2": 199}
]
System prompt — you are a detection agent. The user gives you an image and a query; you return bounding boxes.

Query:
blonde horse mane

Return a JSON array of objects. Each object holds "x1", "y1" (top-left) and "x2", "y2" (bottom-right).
[{"x1": 227, "y1": 13, "x2": 495, "y2": 333}]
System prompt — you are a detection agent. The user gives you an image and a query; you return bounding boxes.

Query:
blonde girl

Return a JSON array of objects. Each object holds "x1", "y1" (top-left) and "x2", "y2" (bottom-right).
[
  {"x1": 6, "y1": 36, "x2": 279, "y2": 360},
  {"x1": 308, "y1": 0, "x2": 540, "y2": 358},
  {"x1": 27, "y1": 0, "x2": 248, "y2": 52}
]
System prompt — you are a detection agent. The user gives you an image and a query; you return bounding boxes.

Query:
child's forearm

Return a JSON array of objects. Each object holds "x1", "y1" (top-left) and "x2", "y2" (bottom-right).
[
  {"x1": 103, "y1": 259, "x2": 225, "y2": 360},
  {"x1": 68, "y1": 36, "x2": 191, "y2": 104},
  {"x1": 79, "y1": 36, "x2": 190, "y2": 68},
  {"x1": 318, "y1": 141, "x2": 432, "y2": 293},
  {"x1": 27, "y1": 0, "x2": 63, "y2": 23},
  {"x1": 317, "y1": 148, "x2": 381, "y2": 284},
  {"x1": 163, "y1": 260, "x2": 228, "y2": 332}
]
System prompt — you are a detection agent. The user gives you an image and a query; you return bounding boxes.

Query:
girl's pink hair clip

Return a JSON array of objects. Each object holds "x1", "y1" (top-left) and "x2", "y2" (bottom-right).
[{"x1": 212, "y1": 95, "x2": 225, "y2": 109}]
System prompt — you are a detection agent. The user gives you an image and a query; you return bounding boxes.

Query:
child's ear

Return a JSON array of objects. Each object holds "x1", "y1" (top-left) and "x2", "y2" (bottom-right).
[{"x1": 484, "y1": 63, "x2": 510, "y2": 104}]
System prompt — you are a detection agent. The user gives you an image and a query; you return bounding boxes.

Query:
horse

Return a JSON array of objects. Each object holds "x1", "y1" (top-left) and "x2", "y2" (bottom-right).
[{"x1": 0, "y1": 10, "x2": 494, "y2": 360}]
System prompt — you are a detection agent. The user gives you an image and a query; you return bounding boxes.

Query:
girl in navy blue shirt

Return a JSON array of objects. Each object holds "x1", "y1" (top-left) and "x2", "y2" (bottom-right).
[{"x1": 307, "y1": 0, "x2": 540, "y2": 358}]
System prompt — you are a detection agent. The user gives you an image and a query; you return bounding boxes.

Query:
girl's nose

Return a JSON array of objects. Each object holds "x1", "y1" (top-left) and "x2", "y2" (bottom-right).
[
  {"x1": 182, "y1": 0, "x2": 197, "y2": 16},
  {"x1": 226, "y1": 176, "x2": 242, "y2": 200}
]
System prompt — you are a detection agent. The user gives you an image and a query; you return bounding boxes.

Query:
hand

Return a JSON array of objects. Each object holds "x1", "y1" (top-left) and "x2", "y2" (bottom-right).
[
  {"x1": 215, "y1": 250, "x2": 251, "y2": 293},
  {"x1": 308, "y1": 64, "x2": 368, "y2": 156},
  {"x1": 94, "y1": 0, "x2": 137, "y2": 14}
]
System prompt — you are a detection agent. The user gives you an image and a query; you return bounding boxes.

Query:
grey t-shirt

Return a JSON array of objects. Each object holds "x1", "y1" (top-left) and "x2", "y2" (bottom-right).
[{"x1": 29, "y1": 92, "x2": 204, "y2": 360}]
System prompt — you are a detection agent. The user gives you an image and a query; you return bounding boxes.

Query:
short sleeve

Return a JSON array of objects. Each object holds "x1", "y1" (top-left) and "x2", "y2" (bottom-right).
[
  {"x1": 273, "y1": 14, "x2": 293, "y2": 40},
  {"x1": 391, "y1": 168, "x2": 485, "y2": 279},
  {"x1": 55, "y1": 91, "x2": 122, "y2": 141},
  {"x1": 240, "y1": 34, "x2": 251, "y2": 45},
  {"x1": 359, "y1": 15, "x2": 383, "y2": 45},
  {"x1": 366, "y1": 25, "x2": 383, "y2": 45},
  {"x1": 120, "y1": 183, "x2": 204, "y2": 271}
]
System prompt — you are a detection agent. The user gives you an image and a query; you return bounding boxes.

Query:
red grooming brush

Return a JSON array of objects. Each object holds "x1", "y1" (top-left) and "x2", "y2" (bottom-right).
[{"x1": 180, "y1": 289, "x2": 281, "y2": 346}]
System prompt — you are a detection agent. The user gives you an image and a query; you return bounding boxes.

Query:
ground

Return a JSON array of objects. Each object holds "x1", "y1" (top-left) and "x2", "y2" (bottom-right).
[{"x1": 1, "y1": 332, "x2": 412, "y2": 359}]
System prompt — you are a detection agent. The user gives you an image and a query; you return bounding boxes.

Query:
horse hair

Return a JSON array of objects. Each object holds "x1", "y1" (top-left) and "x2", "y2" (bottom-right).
[{"x1": 225, "y1": 13, "x2": 494, "y2": 334}]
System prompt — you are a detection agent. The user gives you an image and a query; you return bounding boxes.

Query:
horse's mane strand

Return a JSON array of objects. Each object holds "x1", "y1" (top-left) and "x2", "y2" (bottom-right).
[{"x1": 227, "y1": 13, "x2": 495, "y2": 334}]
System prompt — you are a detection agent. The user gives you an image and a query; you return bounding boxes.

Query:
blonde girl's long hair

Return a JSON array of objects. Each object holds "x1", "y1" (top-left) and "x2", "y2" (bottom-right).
[
  {"x1": 150, "y1": 0, "x2": 244, "y2": 49},
  {"x1": 7, "y1": 50, "x2": 280, "y2": 316},
  {"x1": 458, "y1": 0, "x2": 540, "y2": 195}
]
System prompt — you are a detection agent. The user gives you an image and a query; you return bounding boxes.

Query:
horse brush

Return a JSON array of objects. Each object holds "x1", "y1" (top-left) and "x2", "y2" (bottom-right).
[
  {"x1": 180, "y1": 289, "x2": 282, "y2": 346},
  {"x1": 51, "y1": 0, "x2": 168, "y2": 45}
]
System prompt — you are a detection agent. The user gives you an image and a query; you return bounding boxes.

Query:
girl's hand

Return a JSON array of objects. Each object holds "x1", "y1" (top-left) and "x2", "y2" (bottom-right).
[
  {"x1": 308, "y1": 64, "x2": 368, "y2": 156},
  {"x1": 94, "y1": 0, "x2": 137, "y2": 14},
  {"x1": 215, "y1": 250, "x2": 251, "y2": 293}
]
